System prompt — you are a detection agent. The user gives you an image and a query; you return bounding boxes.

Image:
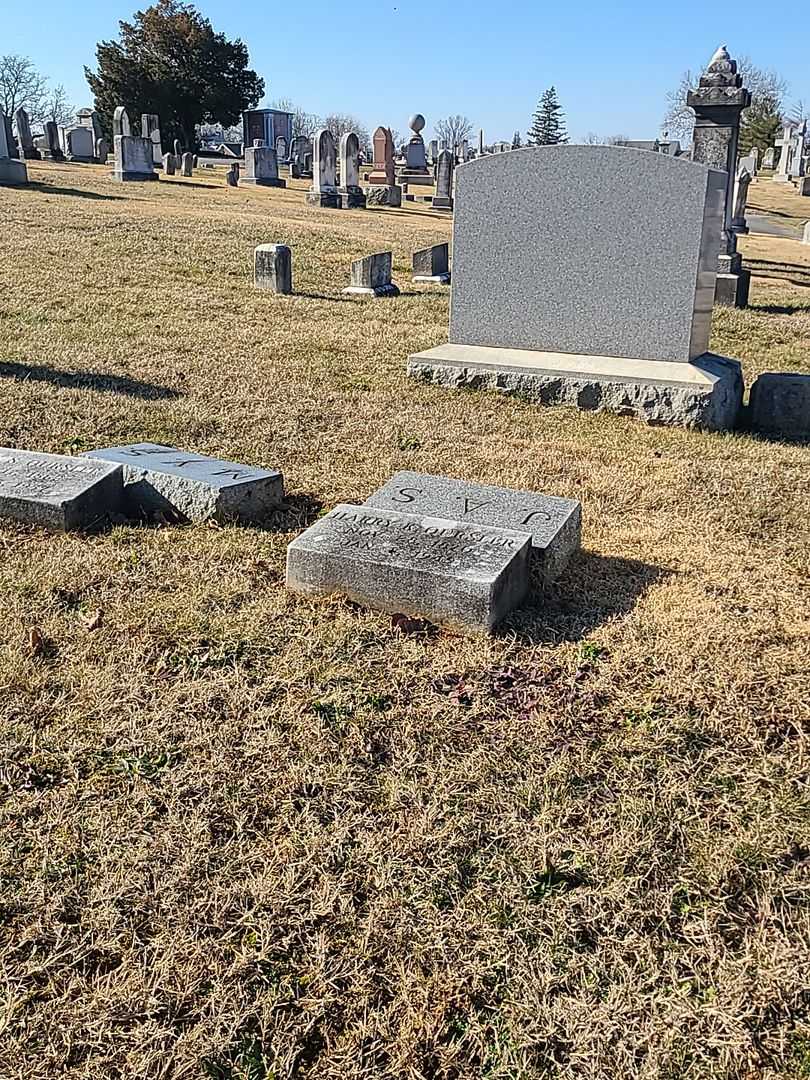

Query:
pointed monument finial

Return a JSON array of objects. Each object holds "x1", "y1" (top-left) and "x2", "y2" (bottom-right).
[{"x1": 710, "y1": 45, "x2": 730, "y2": 63}]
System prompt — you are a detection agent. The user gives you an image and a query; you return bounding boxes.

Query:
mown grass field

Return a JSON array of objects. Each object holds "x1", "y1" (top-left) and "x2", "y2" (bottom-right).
[{"x1": 0, "y1": 161, "x2": 808, "y2": 1080}]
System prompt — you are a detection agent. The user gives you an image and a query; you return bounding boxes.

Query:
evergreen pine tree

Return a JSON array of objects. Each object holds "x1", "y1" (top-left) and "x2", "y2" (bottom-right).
[
  {"x1": 511, "y1": 130, "x2": 522, "y2": 149},
  {"x1": 739, "y1": 91, "x2": 782, "y2": 156},
  {"x1": 528, "y1": 87, "x2": 568, "y2": 145}
]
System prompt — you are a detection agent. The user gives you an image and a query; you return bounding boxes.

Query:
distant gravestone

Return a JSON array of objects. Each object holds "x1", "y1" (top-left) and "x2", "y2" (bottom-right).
[
  {"x1": 226, "y1": 162, "x2": 240, "y2": 186},
  {"x1": 412, "y1": 243, "x2": 450, "y2": 283},
  {"x1": 14, "y1": 107, "x2": 38, "y2": 160},
  {"x1": 243, "y1": 145, "x2": 285, "y2": 187},
  {"x1": 275, "y1": 135, "x2": 288, "y2": 162},
  {"x1": 306, "y1": 129, "x2": 338, "y2": 208},
  {"x1": 731, "y1": 165, "x2": 752, "y2": 233},
  {"x1": 112, "y1": 133, "x2": 157, "y2": 182},
  {"x1": 254, "y1": 244, "x2": 292, "y2": 293},
  {"x1": 343, "y1": 252, "x2": 399, "y2": 297},
  {"x1": 762, "y1": 147, "x2": 775, "y2": 169},
  {"x1": 113, "y1": 106, "x2": 131, "y2": 138},
  {"x1": 289, "y1": 135, "x2": 312, "y2": 179},
  {"x1": 286, "y1": 504, "x2": 532, "y2": 635},
  {"x1": 749, "y1": 374, "x2": 810, "y2": 438},
  {"x1": 366, "y1": 126, "x2": 401, "y2": 206},
  {"x1": 0, "y1": 113, "x2": 28, "y2": 185},
  {"x1": 62, "y1": 126, "x2": 95, "y2": 162},
  {"x1": 40, "y1": 121, "x2": 64, "y2": 161},
  {"x1": 180, "y1": 152, "x2": 194, "y2": 176},
  {"x1": 408, "y1": 145, "x2": 742, "y2": 431},
  {"x1": 173, "y1": 138, "x2": 182, "y2": 171},
  {"x1": 163, "y1": 152, "x2": 175, "y2": 175},
  {"x1": 83, "y1": 444, "x2": 284, "y2": 524},
  {"x1": 141, "y1": 114, "x2": 163, "y2": 166},
  {"x1": 774, "y1": 124, "x2": 796, "y2": 182},
  {"x1": 338, "y1": 131, "x2": 366, "y2": 208},
  {"x1": 433, "y1": 149, "x2": 454, "y2": 210},
  {"x1": 0, "y1": 448, "x2": 123, "y2": 531},
  {"x1": 95, "y1": 138, "x2": 109, "y2": 163},
  {"x1": 364, "y1": 472, "x2": 581, "y2": 588}
]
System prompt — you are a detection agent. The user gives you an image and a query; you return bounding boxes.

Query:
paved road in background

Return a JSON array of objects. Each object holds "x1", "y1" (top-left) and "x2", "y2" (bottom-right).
[{"x1": 746, "y1": 213, "x2": 804, "y2": 239}]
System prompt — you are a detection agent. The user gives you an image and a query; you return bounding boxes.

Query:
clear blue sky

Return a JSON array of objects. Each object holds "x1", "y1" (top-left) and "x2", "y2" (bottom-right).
[{"x1": 4, "y1": 0, "x2": 807, "y2": 141}]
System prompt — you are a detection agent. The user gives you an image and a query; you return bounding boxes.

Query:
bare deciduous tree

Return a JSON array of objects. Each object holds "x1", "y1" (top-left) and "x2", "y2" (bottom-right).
[
  {"x1": 318, "y1": 113, "x2": 369, "y2": 151},
  {"x1": 269, "y1": 98, "x2": 318, "y2": 141},
  {"x1": 41, "y1": 84, "x2": 74, "y2": 127},
  {"x1": 663, "y1": 56, "x2": 787, "y2": 141},
  {"x1": 0, "y1": 54, "x2": 48, "y2": 122},
  {"x1": 435, "y1": 114, "x2": 473, "y2": 149}
]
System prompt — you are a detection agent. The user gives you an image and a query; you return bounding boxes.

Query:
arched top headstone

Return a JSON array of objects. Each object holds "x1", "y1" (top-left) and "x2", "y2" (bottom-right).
[
  {"x1": 312, "y1": 128, "x2": 336, "y2": 192},
  {"x1": 339, "y1": 131, "x2": 360, "y2": 189},
  {"x1": 113, "y1": 106, "x2": 130, "y2": 137}
]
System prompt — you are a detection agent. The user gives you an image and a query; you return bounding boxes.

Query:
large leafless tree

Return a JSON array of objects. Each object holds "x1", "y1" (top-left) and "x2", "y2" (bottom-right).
[{"x1": 434, "y1": 114, "x2": 473, "y2": 148}]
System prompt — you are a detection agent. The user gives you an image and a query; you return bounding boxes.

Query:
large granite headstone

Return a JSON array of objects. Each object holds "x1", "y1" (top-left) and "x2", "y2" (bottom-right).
[
  {"x1": 286, "y1": 504, "x2": 531, "y2": 634},
  {"x1": 408, "y1": 144, "x2": 742, "y2": 431},
  {"x1": 243, "y1": 145, "x2": 285, "y2": 187},
  {"x1": 364, "y1": 472, "x2": 581, "y2": 587},
  {"x1": 61, "y1": 125, "x2": 95, "y2": 162},
  {"x1": 83, "y1": 444, "x2": 284, "y2": 523},
  {"x1": 0, "y1": 448, "x2": 123, "y2": 531},
  {"x1": 112, "y1": 134, "x2": 157, "y2": 182}
]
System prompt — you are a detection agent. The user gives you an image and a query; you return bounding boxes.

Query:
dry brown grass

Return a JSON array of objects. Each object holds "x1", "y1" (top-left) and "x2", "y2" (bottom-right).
[{"x1": 0, "y1": 160, "x2": 809, "y2": 1080}]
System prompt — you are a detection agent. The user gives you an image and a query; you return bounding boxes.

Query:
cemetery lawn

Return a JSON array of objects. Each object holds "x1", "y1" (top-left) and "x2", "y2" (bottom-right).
[{"x1": 1, "y1": 163, "x2": 809, "y2": 1080}]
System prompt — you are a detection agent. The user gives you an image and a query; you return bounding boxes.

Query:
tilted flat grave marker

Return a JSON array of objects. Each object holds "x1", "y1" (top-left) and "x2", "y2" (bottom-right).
[
  {"x1": 343, "y1": 252, "x2": 399, "y2": 297},
  {"x1": 364, "y1": 471, "x2": 580, "y2": 587},
  {"x1": 83, "y1": 443, "x2": 283, "y2": 524},
  {"x1": 412, "y1": 243, "x2": 450, "y2": 283},
  {"x1": 0, "y1": 448, "x2": 123, "y2": 531},
  {"x1": 408, "y1": 144, "x2": 743, "y2": 430},
  {"x1": 286, "y1": 504, "x2": 531, "y2": 634}
]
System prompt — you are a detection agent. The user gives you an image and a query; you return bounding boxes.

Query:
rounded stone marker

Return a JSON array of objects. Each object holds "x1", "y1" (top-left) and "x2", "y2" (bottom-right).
[{"x1": 409, "y1": 114, "x2": 425, "y2": 134}]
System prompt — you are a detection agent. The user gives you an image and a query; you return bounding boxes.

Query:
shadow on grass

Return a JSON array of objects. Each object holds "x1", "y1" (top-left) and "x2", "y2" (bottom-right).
[
  {"x1": 0, "y1": 361, "x2": 180, "y2": 400},
  {"x1": 28, "y1": 182, "x2": 124, "y2": 201},
  {"x1": 506, "y1": 550, "x2": 670, "y2": 645},
  {"x1": 746, "y1": 258, "x2": 810, "y2": 286},
  {"x1": 251, "y1": 492, "x2": 324, "y2": 532},
  {"x1": 748, "y1": 302, "x2": 810, "y2": 315}
]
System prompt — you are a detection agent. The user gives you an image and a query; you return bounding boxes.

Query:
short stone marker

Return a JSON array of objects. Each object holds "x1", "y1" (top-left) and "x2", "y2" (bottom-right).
[
  {"x1": 366, "y1": 126, "x2": 401, "y2": 207},
  {"x1": 343, "y1": 252, "x2": 399, "y2": 297},
  {"x1": 83, "y1": 444, "x2": 284, "y2": 524},
  {"x1": 408, "y1": 145, "x2": 743, "y2": 431},
  {"x1": 306, "y1": 128, "x2": 339, "y2": 208},
  {"x1": 255, "y1": 244, "x2": 292, "y2": 294},
  {"x1": 412, "y1": 243, "x2": 450, "y2": 283},
  {"x1": 286, "y1": 504, "x2": 531, "y2": 634},
  {"x1": 0, "y1": 448, "x2": 123, "y2": 531},
  {"x1": 180, "y1": 152, "x2": 194, "y2": 176},
  {"x1": 226, "y1": 162, "x2": 240, "y2": 186},
  {"x1": 0, "y1": 112, "x2": 28, "y2": 186},
  {"x1": 749, "y1": 374, "x2": 810, "y2": 438},
  {"x1": 163, "y1": 152, "x2": 175, "y2": 175},
  {"x1": 243, "y1": 145, "x2": 286, "y2": 187},
  {"x1": 364, "y1": 471, "x2": 580, "y2": 587},
  {"x1": 141, "y1": 113, "x2": 163, "y2": 166},
  {"x1": 111, "y1": 107, "x2": 157, "y2": 183}
]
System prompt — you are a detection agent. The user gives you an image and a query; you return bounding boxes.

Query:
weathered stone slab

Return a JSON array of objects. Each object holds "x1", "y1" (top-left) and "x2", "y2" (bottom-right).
[
  {"x1": 286, "y1": 504, "x2": 531, "y2": 634},
  {"x1": 749, "y1": 373, "x2": 810, "y2": 438},
  {"x1": 413, "y1": 243, "x2": 450, "y2": 283},
  {"x1": 408, "y1": 344, "x2": 743, "y2": 431},
  {"x1": 366, "y1": 184, "x2": 402, "y2": 207},
  {"x1": 112, "y1": 135, "x2": 157, "y2": 182},
  {"x1": 364, "y1": 471, "x2": 580, "y2": 587},
  {"x1": 82, "y1": 443, "x2": 284, "y2": 523},
  {"x1": 449, "y1": 146, "x2": 725, "y2": 363},
  {"x1": 0, "y1": 448, "x2": 123, "y2": 531},
  {"x1": 255, "y1": 244, "x2": 292, "y2": 293},
  {"x1": 343, "y1": 252, "x2": 399, "y2": 297}
]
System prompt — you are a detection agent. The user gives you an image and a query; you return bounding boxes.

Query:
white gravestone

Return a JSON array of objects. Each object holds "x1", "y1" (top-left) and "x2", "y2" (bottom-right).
[{"x1": 306, "y1": 129, "x2": 338, "y2": 208}]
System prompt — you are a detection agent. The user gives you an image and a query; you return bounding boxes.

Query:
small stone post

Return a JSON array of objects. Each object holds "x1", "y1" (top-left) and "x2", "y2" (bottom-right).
[
  {"x1": 181, "y1": 152, "x2": 194, "y2": 176},
  {"x1": 731, "y1": 166, "x2": 752, "y2": 234},
  {"x1": 687, "y1": 44, "x2": 751, "y2": 308},
  {"x1": 163, "y1": 152, "x2": 175, "y2": 175},
  {"x1": 254, "y1": 244, "x2": 292, "y2": 294}
]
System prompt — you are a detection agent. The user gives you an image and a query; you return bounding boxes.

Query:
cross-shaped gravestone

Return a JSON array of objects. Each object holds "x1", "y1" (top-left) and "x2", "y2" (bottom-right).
[{"x1": 774, "y1": 125, "x2": 795, "y2": 181}]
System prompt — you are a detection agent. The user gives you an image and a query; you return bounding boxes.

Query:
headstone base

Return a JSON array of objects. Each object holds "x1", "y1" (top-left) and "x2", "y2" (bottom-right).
[
  {"x1": 112, "y1": 170, "x2": 160, "y2": 183},
  {"x1": 0, "y1": 159, "x2": 28, "y2": 186},
  {"x1": 65, "y1": 154, "x2": 95, "y2": 164},
  {"x1": 338, "y1": 186, "x2": 367, "y2": 209},
  {"x1": 39, "y1": 150, "x2": 64, "y2": 162},
  {"x1": 306, "y1": 190, "x2": 339, "y2": 207},
  {"x1": 366, "y1": 184, "x2": 402, "y2": 207},
  {"x1": 714, "y1": 270, "x2": 750, "y2": 308},
  {"x1": 795, "y1": 176, "x2": 810, "y2": 196},
  {"x1": 343, "y1": 284, "x2": 400, "y2": 298},
  {"x1": 242, "y1": 176, "x2": 287, "y2": 187},
  {"x1": 407, "y1": 343, "x2": 743, "y2": 432},
  {"x1": 413, "y1": 273, "x2": 451, "y2": 284},
  {"x1": 398, "y1": 170, "x2": 433, "y2": 186},
  {"x1": 432, "y1": 197, "x2": 453, "y2": 211}
]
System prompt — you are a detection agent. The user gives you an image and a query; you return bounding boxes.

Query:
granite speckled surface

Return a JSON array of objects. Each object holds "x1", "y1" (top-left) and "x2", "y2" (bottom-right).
[
  {"x1": 364, "y1": 471, "x2": 580, "y2": 587},
  {"x1": 449, "y1": 145, "x2": 726, "y2": 363},
  {"x1": 286, "y1": 504, "x2": 531, "y2": 634},
  {"x1": 0, "y1": 448, "x2": 123, "y2": 531}
]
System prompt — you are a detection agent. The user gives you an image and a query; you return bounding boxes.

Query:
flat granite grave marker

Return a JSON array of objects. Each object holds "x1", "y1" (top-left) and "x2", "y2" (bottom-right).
[
  {"x1": 364, "y1": 471, "x2": 580, "y2": 587},
  {"x1": 83, "y1": 443, "x2": 284, "y2": 524},
  {"x1": 286, "y1": 504, "x2": 531, "y2": 634},
  {"x1": 0, "y1": 448, "x2": 123, "y2": 531},
  {"x1": 749, "y1": 373, "x2": 810, "y2": 438},
  {"x1": 408, "y1": 144, "x2": 742, "y2": 431}
]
